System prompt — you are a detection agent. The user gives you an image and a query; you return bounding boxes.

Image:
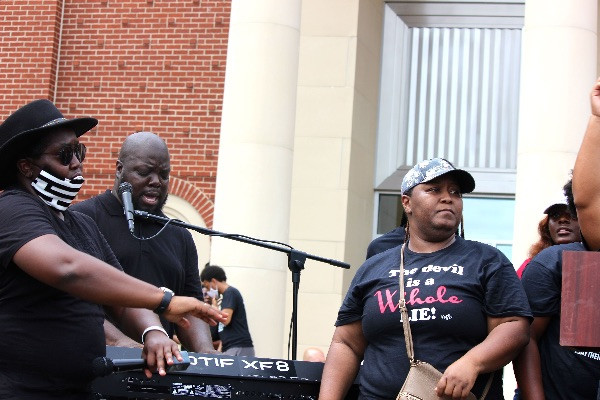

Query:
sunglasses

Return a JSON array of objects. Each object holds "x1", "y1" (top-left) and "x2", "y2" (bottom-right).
[{"x1": 42, "y1": 143, "x2": 87, "y2": 166}]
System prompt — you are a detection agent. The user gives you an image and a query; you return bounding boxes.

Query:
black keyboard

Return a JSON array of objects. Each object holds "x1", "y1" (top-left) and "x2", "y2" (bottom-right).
[{"x1": 92, "y1": 346, "x2": 359, "y2": 399}]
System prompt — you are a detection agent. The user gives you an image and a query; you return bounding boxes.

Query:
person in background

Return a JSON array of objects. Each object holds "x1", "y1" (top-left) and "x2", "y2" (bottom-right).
[
  {"x1": 513, "y1": 179, "x2": 600, "y2": 399},
  {"x1": 512, "y1": 180, "x2": 582, "y2": 399},
  {"x1": 200, "y1": 265, "x2": 255, "y2": 356},
  {"x1": 319, "y1": 158, "x2": 531, "y2": 400},
  {"x1": 365, "y1": 215, "x2": 406, "y2": 259},
  {"x1": 72, "y1": 131, "x2": 215, "y2": 353},
  {"x1": 515, "y1": 179, "x2": 581, "y2": 278},
  {"x1": 0, "y1": 100, "x2": 226, "y2": 399}
]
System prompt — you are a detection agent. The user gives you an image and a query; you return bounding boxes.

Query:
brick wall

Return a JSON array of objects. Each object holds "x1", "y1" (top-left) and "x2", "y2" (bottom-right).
[
  {"x1": 0, "y1": 1, "x2": 61, "y2": 107},
  {"x1": 0, "y1": 0, "x2": 231, "y2": 227}
]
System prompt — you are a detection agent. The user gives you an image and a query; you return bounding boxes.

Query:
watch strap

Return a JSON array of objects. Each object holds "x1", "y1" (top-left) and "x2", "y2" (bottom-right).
[{"x1": 153, "y1": 287, "x2": 174, "y2": 314}]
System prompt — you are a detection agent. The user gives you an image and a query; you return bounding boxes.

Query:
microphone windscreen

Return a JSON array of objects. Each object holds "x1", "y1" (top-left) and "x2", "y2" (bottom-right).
[
  {"x1": 92, "y1": 357, "x2": 114, "y2": 377},
  {"x1": 118, "y1": 182, "x2": 133, "y2": 196}
]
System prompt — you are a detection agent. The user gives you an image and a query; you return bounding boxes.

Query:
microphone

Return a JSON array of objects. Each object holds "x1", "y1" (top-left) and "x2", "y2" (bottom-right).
[
  {"x1": 118, "y1": 182, "x2": 135, "y2": 234},
  {"x1": 92, "y1": 356, "x2": 145, "y2": 377},
  {"x1": 92, "y1": 351, "x2": 191, "y2": 377}
]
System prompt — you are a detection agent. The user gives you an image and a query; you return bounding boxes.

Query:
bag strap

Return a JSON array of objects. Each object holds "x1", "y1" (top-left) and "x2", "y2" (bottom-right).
[
  {"x1": 398, "y1": 242, "x2": 493, "y2": 400},
  {"x1": 398, "y1": 243, "x2": 415, "y2": 362}
]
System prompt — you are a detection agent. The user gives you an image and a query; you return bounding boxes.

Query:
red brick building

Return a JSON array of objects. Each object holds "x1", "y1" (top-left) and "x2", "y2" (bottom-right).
[{"x1": 0, "y1": 0, "x2": 231, "y2": 227}]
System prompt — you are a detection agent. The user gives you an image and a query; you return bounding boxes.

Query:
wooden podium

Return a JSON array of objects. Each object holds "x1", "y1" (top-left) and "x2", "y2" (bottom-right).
[{"x1": 560, "y1": 251, "x2": 600, "y2": 348}]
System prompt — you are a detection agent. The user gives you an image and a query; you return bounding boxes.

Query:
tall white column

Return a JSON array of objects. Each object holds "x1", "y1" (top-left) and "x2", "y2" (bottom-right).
[
  {"x1": 211, "y1": 0, "x2": 301, "y2": 358},
  {"x1": 513, "y1": 0, "x2": 597, "y2": 263}
]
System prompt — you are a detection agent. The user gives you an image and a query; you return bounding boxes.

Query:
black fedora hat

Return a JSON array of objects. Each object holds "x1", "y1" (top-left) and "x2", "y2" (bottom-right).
[{"x1": 0, "y1": 99, "x2": 97, "y2": 188}]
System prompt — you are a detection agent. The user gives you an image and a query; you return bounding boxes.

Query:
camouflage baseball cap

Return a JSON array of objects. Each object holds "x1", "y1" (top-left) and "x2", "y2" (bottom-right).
[{"x1": 401, "y1": 158, "x2": 475, "y2": 195}]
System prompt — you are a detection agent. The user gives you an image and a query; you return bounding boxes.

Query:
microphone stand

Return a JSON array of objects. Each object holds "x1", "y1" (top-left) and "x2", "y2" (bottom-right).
[{"x1": 134, "y1": 210, "x2": 350, "y2": 360}]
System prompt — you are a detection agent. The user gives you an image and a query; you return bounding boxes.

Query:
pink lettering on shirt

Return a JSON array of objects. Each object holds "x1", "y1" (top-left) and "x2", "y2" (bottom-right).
[
  {"x1": 375, "y1": 286, "x2": 462, "y2": 314},
  {"x1": 374, "y1": 289, "x2": 399, "y2": 313},
  {"x1": 407, "y1": 286, "x2": 462, "y2": 305}
]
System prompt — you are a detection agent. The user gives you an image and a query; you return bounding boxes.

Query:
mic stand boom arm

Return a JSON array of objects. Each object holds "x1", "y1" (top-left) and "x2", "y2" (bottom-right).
[{"x1": 133, "y1": 210, "x2": 350, "y2": 360}]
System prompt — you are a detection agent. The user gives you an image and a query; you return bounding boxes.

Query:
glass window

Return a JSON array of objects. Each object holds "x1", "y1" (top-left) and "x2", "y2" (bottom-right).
[
  {"x1": 377, "y1": 194, "x2": 404, "y2": 234},
  {"x1": 463, "y1": 197, "x2": 514, "y2": 260}
]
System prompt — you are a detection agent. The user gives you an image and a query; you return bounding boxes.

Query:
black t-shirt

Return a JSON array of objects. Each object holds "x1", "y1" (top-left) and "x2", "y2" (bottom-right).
[
  {"x1": 366, "y1": 227, "x2": 405, "y2": 259},
  {"x1": 0, "y1": 188, "x2": 122, "y2": 396},
  {"x1": 337, "y1": 237, "x2": 532, "y2": 399},
  {"x1": 219, "y1": 286, "x2": 253, "y2": 351},
  {"x1": 72, "y1": 190, "x2": 203, "y2": 336},
  {"x1": 521, "y1": 242, "x2": 600, "y2": 399}
]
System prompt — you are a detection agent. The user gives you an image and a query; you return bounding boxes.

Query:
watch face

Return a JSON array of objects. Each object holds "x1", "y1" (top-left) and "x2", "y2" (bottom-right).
[{"x1": 160, "y1": 287, "x2": 174, "y2": 295}]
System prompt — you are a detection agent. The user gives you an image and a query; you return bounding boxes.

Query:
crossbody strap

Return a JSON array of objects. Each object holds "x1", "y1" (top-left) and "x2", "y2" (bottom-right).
[
  {"x1": 398, "y1": 242, "x2": 493, "y2": 400},
  {"x1": 398, "y1": 243, "x2": 415, "y2": 362}
]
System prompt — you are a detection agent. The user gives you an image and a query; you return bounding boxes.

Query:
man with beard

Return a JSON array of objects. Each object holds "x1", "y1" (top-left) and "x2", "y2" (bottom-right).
[{"x1": 72, "y1": 131, "x2": 215, "y2": 353}]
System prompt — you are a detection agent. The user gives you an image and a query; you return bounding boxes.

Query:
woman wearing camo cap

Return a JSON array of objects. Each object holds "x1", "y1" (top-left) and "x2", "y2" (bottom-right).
[{"x1": 320, "y1": 158, "x2": 531, "y2": 400}]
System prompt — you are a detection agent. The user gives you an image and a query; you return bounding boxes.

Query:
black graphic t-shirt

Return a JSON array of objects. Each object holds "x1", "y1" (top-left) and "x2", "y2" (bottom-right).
[
  {"x1": 521, "y1": 242, "x2": 600, "y2": 400},
  {"x1": 337, "y1": 236, "x2": 532, "y2": 399}
]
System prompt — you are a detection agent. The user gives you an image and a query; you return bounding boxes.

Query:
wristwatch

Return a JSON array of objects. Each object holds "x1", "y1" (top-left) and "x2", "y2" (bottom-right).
[{"x1": 153, "y1": 287, "x2": 175, "y2": 314}]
